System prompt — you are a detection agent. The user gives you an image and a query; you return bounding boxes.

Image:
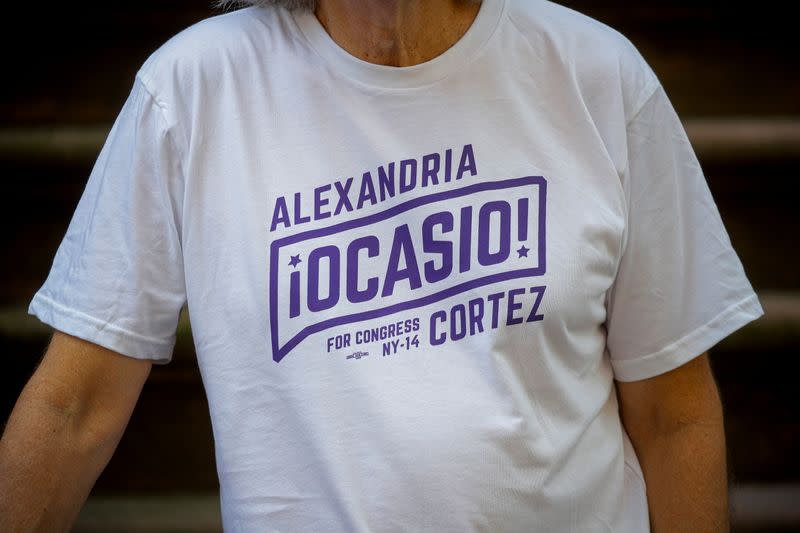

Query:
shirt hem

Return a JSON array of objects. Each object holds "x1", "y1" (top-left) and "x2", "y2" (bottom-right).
[
  {"x1": 28, "y1": 292, "x2": 175, "y2": 364},
  {"x1": 611, "y1": 293, "x2": 764, "y2": 382}
]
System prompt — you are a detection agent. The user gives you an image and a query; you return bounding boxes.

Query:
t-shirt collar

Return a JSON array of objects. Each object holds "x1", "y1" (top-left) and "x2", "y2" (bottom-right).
[{"x1": 291, "y1": 0, "x2": 506, "y2": 89}]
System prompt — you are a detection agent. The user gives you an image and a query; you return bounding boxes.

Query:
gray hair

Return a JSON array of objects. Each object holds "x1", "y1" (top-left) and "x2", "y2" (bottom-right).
[
  {"x1": 215, "y1": 0, "x2": 482, "y2": 11},
  {"x1": 214, "y1": 0, "x2": 316, "y2": 10}
]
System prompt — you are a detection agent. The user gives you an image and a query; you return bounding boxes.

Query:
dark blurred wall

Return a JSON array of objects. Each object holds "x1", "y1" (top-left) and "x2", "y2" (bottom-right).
[{"x1": 1, "y1": 0, "x2": 797, "y2": 511}]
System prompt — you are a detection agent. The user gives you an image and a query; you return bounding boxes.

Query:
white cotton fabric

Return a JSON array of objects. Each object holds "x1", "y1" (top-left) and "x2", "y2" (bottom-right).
[{"x1": 29, "y1": 0, "x2": 763, "y2": 531}]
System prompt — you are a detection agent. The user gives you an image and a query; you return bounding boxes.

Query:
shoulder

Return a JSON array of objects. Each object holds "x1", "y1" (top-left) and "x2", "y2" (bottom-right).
[
  {"x1": 135, "y1": 6, "x2": 296, "y2": 99},
  {"x1": 505, "y1": 0, "x2": 660, "y2": 114},
  {"x1": 507, "y1": 0, "x2": 619, "y2": 39},
  {"x1": 506, "y1": 0, "x2": 644, "y2": 67}
]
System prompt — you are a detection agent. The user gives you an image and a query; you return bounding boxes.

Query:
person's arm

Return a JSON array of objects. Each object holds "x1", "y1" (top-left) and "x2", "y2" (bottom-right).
[
  {"x1": 0, "y1": 330, "x2": 152, "y2": 533},
  {"x1": 616, "y1": 352, "x2": 729, "y2": 532}
]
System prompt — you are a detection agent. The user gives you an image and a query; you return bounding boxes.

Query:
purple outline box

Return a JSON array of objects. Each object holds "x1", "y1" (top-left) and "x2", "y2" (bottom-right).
[{"x1": 269, "y1": 176, "x2": 547, "y2": 362}]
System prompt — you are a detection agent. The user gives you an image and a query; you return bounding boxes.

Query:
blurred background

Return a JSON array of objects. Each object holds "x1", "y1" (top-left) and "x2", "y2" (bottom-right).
[{"x1": 1, "y1": 1, "x2": 798, "y2": 531}]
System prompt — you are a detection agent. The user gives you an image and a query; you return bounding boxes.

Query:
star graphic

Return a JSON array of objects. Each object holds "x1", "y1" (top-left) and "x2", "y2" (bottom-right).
[
  {"x1": 288, "y1": 254, "x2": 302, "y2": 268},
  {"x1": 517, "y1": 245, "x2": 530, "y2": 258}
]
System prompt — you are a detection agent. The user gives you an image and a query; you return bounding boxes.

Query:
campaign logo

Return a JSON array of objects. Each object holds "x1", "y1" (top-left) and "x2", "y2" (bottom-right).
[{"x1": 268, "y1": 176, "x2": 547, "y2": 362}]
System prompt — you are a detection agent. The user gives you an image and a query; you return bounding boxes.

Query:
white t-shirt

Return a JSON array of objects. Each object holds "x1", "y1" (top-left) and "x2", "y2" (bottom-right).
[{"x1": 29, "y1": 0, "x2": 763, "y2": 530}]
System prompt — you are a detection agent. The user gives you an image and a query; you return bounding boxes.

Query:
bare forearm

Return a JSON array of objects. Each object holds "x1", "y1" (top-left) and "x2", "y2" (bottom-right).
[
  {"x1": 632, "y1": 416, "x2": 729, "y2": 532},
  {"x1": 1, "y1": 332, "x2": 151, "y2": 532},
  {"x1": 0, "y1": 382, "x2": 125, "y2": 531},
  {"x1": 0, "y1": 403, "x2": 112, "y2": 532}
]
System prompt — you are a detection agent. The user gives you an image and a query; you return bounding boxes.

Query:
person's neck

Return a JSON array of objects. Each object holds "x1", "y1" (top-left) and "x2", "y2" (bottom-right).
[{"x1": 314, "y1": 0, "x2": 483, "y2": 67}]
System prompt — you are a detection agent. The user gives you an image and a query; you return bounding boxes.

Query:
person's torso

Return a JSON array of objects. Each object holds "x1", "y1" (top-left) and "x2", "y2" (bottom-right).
[{"x1": 141, "y1": 1, "x2": 652, "y2": 530}]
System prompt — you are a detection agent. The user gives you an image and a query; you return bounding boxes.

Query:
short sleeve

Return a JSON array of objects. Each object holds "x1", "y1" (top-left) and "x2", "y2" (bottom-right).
[
  {"x1": 28, "y1": 75, "x2": 187, "y2": 364},
  {"x1": 606, "y1": 84, "x2": 764, "y2": 382}
]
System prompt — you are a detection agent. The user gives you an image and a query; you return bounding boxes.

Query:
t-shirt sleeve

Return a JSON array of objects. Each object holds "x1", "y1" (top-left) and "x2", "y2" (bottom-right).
[
  {"x1": 606, "y1": 83, "x2": 764, "y2": 382},
  {"x1": 28, "y1": 74, "x2": 187, "y2": 364}
]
